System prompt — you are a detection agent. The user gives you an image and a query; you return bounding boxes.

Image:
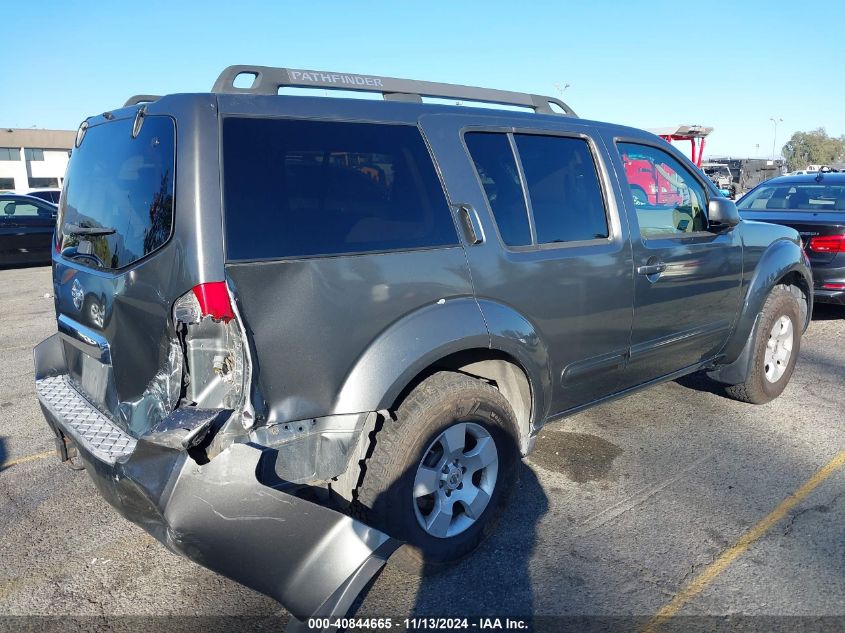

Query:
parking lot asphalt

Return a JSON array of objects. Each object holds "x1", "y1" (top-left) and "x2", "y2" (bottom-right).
[{"x1": 1, "y1": 265, "x2": 843, "y2": 631}]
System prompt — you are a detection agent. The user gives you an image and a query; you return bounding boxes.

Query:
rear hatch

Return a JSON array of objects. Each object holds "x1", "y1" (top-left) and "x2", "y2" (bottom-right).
[
  {"x1": 54, "y1": 114, "x2": 184, "y2": 436},
  {"x1": 739, "y1": 210, "x2": 845, "y2": 264}
]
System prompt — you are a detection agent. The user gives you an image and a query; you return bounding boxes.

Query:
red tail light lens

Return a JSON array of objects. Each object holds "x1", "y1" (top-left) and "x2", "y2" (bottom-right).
[
  {"x1": 173, "y1": 282, "x2": 235, "y2": 324},
  {"x1": 808, "y1": 235, "x2": 845, "y2": 253},
  {"x1": 192, "y1": 282, "x2": 235, "y2": 321}
]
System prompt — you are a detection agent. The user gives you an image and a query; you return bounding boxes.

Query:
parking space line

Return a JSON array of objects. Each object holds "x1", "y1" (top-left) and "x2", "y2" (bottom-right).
[
  {"x1": 0, "y1": 449, "x2": 56, "y2": 470},
  {"x1": 641, "y1": 449, "x2": 845, "y2": 633}
]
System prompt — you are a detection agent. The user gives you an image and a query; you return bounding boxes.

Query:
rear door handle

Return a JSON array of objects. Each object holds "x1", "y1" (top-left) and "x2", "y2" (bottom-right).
[
  {"x1": 456, "y1": 204, "x2": 484, "y2": 245},
  {"x1": 637, "y1": 262, "x2": 667, "y2": 275}
]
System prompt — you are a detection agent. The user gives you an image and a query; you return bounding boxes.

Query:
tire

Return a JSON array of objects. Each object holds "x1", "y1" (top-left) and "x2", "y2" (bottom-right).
[
  {"x1": 725, "y1": 285, "x2": 803, "y2": 404},
  {"x1": 353, "y1": 371, "x2": 520, "y2": 575}
]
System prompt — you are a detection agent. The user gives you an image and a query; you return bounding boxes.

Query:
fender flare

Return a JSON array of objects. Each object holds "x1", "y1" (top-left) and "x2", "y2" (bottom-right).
[
  {"x1": 332, "y1": 297, "x2": 552, "y2": 434},
  {"x1": 475, "y1": 299, "x2": 553, "y2": 429},
  {"x1": 332, "y1": 297, "x2": 490, "y2": 415},
  {"x1": 711, "y1": 238, "x2": 811, "y2": 383}
]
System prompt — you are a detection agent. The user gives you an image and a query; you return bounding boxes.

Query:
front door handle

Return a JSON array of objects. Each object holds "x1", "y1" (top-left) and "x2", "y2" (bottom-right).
[{"x1": 637, "y1": 262, "x2": 667, "y2": 275}]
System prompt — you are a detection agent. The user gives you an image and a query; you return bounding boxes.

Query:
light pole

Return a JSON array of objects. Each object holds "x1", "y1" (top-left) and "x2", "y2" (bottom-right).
[{"x1": 770, "y1": 117, "x2": 783, "y2": 159}]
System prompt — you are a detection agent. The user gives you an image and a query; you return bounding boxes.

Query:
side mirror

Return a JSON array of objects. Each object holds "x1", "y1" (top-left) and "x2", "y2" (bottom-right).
[{"x1": 708, "y1": 197, "x2": 740, "y2": 229}]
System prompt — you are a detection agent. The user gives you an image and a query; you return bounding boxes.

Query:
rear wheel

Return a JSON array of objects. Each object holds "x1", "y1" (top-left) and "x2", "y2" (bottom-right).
[
  {"x1": 354, "y1": 371, "x2": 520, "y2": 575},
  {"x1": 725, "y1": 285, "x2": 803, "y2": 404}
]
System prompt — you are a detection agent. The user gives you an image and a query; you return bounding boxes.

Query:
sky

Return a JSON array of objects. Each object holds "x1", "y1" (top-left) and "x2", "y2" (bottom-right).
[{"x1": 4, "y1": 0, "x2": 844, "y2": 159}]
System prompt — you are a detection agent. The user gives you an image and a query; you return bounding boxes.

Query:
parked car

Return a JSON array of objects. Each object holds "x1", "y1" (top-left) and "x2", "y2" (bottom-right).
[
  {"x1": 0, "y1": 193, "x2": 57, "y2": 266},
  {"x1": 18, "y1": 187, "x2": 62, "y2": 204},
  {"x1": 33, "y1": 65, "x2": 812, "y2": 628},
  {"x1": 738, "y1": 172, "x2": 845, "y2": 305},
  {"x1": 701, "y1": 162, "x2": 736, "y2": 198}
]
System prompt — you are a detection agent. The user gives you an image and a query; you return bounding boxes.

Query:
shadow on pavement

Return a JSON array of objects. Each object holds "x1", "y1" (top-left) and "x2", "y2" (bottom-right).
[
  {"x1": 674, "y1": 371, "x2": 730, "y2": 399},
  {"x1": 352, "y1": 454, "x2": 549, "y2": 625},
  {"x1": 811, "y1": 303, "x2": 844, "y2": 322},
  {"x1": 408, "y1": 462, "x2": 548, "y2": 621}
]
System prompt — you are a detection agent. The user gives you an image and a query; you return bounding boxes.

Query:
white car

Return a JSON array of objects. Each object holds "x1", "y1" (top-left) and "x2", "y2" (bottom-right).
[{"x1": 16, "y1": 188, "x2": 61, "y2": 204}]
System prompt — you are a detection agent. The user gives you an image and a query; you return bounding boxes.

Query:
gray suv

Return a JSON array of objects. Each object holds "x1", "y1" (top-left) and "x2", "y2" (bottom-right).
[{"x1": 34, "y1": 65, "x2": 812, "y2": 627}]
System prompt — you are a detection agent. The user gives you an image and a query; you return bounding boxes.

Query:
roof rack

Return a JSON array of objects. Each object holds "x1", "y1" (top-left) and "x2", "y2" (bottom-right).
[
  {"x1": 124, "y1": 95, "x2": 161, "y2": 107},
  {"x1": 211, "y1": 65, "x2": 577, "y2": 117}
]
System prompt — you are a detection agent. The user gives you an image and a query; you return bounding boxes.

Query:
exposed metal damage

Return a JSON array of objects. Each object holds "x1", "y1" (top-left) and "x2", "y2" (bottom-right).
[{"x1": 34, "y1": 324, "x2": 398, "y2": 631}]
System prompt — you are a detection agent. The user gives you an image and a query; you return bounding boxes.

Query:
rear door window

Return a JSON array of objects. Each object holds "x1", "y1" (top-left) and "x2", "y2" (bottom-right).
[
  {"x1": 59, "y1": 116, "x2": 175, "y2": 269},
  {"x1": 221, "y1": 118, "x2": 457, "y2": 261},
  {"x1": 1, "y1": 199, "x2": 56, "y2": 225},
  {"x1": 514, "y1": 134, "x2": 609, "y2": 244}
]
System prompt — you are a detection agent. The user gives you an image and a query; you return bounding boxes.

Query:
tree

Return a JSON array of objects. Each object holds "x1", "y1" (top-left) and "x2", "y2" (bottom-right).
[{"x1": 781, "y1": 128, "x2": 845, "y2": 172}]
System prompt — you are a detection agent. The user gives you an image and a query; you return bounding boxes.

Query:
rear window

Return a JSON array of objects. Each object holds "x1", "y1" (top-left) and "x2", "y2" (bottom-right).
[
  {"x1": 221, "y1": 118, "x2": 457, "y2": 260},
  {"x1": 737, "y1": 183, "x2": 845, "y2": 212},
  {"x1": 59, "y1": 116, "x2": 175, "y2": 269}
]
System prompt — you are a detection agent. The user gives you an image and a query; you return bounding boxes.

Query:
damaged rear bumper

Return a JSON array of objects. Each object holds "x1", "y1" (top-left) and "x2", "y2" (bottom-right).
[{"x1": 33, "y1": 333, "x2": 397, "y2": 625}]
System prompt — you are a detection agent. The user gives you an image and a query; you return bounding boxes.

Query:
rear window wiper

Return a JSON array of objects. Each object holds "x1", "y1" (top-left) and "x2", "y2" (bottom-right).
[{"x1": 63, "y1": 222, "x2": 116, "y2": 237}]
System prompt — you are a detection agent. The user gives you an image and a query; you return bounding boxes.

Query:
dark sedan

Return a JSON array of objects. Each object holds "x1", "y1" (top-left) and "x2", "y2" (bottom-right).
[
  {"x1": 738, "y1": 172, "x2": 845, "y2": 305},
  {"x1": 0, "y1": 194, "x2": 57, "y2": 266}
]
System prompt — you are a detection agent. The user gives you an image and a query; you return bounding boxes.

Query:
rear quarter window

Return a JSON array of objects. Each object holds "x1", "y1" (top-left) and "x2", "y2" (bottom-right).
[{"x1": 221, "y1": 118, "x2": 457, "y2": 260}]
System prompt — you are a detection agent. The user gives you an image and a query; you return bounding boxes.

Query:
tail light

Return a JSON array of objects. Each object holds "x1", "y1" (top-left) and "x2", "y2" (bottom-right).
[
  {"x1": 173, "y1": 281, "x2": 234, "y2": 324},
  {"x1": 808, "y1": 235, "x2": 845, "y2": 253}
]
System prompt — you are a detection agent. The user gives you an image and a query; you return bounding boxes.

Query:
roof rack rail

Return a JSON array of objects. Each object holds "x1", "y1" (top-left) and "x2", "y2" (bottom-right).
[
  {"x1": 212, "y1": 65, "x2": 577, "y2": 117},
  {"x1": 124, "y1": 95, "x2": 161, "y2": 107}
]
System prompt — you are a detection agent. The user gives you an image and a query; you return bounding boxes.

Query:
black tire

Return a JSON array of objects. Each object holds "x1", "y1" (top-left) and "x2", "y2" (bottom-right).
[
  {"x1": 725, "y1": 285, "x2": 803, "y2": 404},
  {"x1": 353, "y1": 371, "x2": 520, "y2": 576}
]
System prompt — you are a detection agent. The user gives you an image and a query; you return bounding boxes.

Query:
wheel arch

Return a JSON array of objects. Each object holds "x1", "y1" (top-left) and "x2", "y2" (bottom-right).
[
  {"x1": 723, "y1": 238, "x2": 812, "y2": 363},
  {"x1": 710, "y1": 238, "x2": 811, "y2": 385},
  {"x1": 387, "y1": 349, "x2": 536, "y2": 454},
  {"x1": 332, "y1": 298, "x2": 550, "y2": 454}
]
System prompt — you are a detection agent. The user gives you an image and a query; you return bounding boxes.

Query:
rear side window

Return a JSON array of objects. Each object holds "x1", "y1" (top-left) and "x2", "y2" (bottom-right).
[
  {"x1": 1, "y1": 199, "x2": 55, "y2": 219},
  {"x1": 59, "y1": 116, "x2": 175, "y2": 269},
  {"x1": 514, "y1": 135, "x2": 609, "y2": 243},
  {"x1": 222, "y1": 118, "x2": 457, "y2": 260},
  {"x1": 465, "y1": 133, "x2": 531, "y2": 246}
]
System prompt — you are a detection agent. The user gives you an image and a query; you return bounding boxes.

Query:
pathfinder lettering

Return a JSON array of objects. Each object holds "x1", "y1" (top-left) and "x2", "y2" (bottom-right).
[{"x1": 288, "y1": 70, "x2": 384, "y2": 88}]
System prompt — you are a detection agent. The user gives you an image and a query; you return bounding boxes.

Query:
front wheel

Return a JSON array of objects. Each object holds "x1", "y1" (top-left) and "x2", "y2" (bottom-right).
[
  {"x1": 724, "y1": 285, "x2": 803, "y2": 404},
  {"x1": 353, "y1": 371, "x2": 520, "y2": 575}
]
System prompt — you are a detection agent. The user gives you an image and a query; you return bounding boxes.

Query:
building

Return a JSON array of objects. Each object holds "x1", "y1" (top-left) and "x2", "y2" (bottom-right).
[{"x1": 0, "y1": 127, "x2": 75, "y2": 191}]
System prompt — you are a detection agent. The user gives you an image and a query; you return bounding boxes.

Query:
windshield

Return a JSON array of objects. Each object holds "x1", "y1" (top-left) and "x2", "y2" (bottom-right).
[
  {"x1": 737, "y1": 182, "x2": 845, "y2": 212},
  {"x1": 58, "y1": 115, "x2": 175, "y2": 269}
]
